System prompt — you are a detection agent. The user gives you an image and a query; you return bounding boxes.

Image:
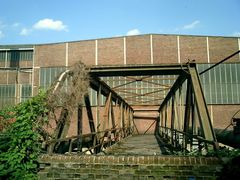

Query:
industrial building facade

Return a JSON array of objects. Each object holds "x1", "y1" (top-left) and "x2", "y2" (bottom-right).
[{"x1": 0, "y1": 34, "x2": 240, "y2": 131}]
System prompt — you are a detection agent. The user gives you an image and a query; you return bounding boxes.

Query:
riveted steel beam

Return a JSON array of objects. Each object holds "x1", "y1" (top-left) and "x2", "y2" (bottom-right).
[
  {"x1": 90, "y1": 64, "x2": 189, "y2": 77},
  {"x1": 188, "y1": 64, "x2": 217, "y2": 142}
]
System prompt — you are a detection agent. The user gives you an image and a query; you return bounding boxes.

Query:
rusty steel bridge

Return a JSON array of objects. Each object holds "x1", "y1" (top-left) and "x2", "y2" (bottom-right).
[{"x1": 45, "y1": 62, "x2": 219, "y2": 156}]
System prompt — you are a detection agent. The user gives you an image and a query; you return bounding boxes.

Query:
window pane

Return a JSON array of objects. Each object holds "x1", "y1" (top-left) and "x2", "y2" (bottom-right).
[
  {"x1": 0, "y1": 51, "x2": 6, "y2": 61},
  {"x1": 0, "y1": 84, "x2": 16, "y2": 109}
]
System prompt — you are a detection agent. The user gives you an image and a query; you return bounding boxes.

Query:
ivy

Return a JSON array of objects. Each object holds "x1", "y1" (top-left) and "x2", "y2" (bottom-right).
[{"x1": 0, "y1": 91, "x2": 48, "y2": 179}]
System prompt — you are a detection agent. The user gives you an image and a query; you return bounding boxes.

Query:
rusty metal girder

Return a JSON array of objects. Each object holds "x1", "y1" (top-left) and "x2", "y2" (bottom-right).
[
  {"x1": 90, "y1": 64, "x2": 189, "y2": 77},
  {"x1": 188, "y1": 64, "x2": 216, "y2": 142},
  {"x1": 84, "y1": 94, "x2": 96, "y2": 133},
  {"x1": 158, "y1": 72, "x2": 188, "y2": 112},
  {"x1": 89, "y1": 77, "x2": 132, "y2": 111}
]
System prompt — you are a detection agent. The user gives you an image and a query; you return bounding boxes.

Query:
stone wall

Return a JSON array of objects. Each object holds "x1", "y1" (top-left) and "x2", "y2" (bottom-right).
[{"x1": 38, "y1": 154, "x2": 222, "y2": 180}]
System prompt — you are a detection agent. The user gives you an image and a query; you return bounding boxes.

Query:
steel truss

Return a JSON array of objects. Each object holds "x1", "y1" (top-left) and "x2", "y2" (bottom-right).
[
  {"x1": 46, "y1": 75, "x2": 134, "y2": 154},
  {"x1": 157, "y1": 63, "x2": 218, "y2": 152},
  {"x1": 46, "y1": 63, "x2": 218, "y2": 155}
]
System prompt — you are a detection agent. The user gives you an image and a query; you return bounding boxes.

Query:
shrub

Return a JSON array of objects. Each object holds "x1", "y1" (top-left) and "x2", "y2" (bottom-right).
[{"x1": 0, "y1": 91, "x2": 48, "y2": 179}]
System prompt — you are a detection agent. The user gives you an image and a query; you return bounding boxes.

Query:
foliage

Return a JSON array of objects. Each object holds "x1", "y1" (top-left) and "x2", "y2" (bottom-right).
[
  {"x1": 206, "y1": 146, "x2": 240, "y2": 158},
  {"x1": 0, "y1": 106, "x2": 16, "y2": 132},
  {"x1": 173, "y1": 146, "x2": 240, "y2": 158},
  {"x1": 0, "y1": 61, "x2": 90, "y2": 179},
  {"x1": 217, "y1": 155, "x2": 240, "y2": 179},
  {"x1": 0, "y1": 91, "x2": 49, "y2": 179}
]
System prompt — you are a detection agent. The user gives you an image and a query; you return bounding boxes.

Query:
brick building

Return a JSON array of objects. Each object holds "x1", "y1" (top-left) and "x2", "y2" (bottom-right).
[{"x1": 0, "y1": 34, "x2": 240, "y2": 133}]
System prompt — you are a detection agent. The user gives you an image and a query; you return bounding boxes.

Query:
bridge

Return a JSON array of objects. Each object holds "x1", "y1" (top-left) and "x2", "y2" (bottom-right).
[
  {"x1": 45, "y1": 63, "x2": 217, "y2": 155},
  {"x1": 38, "y1": 52, "x2": 240, "y2": 179}
]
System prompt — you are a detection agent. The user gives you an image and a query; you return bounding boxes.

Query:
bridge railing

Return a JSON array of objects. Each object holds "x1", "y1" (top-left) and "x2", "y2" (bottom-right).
[
  {"x1": 45, "y1": 126, "x2": 134, "y2": 155},
  {"x1": 157, "y1": 126, "x2": 217, "y2": 153},
  {"x1": 157, "y1": 63, "x2": 219, "y2": 153}
]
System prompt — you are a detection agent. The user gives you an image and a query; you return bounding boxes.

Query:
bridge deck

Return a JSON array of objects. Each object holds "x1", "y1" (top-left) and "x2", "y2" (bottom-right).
[{"x1": 104, "y1": 134, "x2": 170, "y2": 155}]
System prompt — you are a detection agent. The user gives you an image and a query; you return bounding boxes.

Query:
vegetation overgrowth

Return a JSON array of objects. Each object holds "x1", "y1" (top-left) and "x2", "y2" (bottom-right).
[
  {"x1": 0, "y1": 61, "x2": 89, "y2": 179},
  {"x1": 0, "y1": 91, "x2": 48, "y2": 179}
]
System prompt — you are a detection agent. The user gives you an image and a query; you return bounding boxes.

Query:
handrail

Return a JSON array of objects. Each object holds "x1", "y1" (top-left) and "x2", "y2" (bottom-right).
[
  {"x1": 158, "y1": 126, "x2": 217, "y2": 151},
  {"x1": 46, "y1": 126, "x2": 133, "y2": 155},
  {"x1": 45, "y1": 128, "x2": 119, "y2": 144}
]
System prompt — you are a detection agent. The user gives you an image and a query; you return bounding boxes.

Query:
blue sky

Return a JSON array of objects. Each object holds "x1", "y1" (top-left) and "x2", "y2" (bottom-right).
[{"x1": 0, "y1": 0, "x2": 239, "y2": 45}]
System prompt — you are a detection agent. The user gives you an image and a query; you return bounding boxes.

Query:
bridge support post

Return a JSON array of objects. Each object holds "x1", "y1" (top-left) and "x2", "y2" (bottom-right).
[
  {"x1": 183, "y1": 79, "x2": 192, "y2": 151},
  {"x1": 77, "y1": 104, "x2": 83, "y2": 152},
  {"x1": 96, "y1": 84, "x2": 101, "y2": 132},
  {"x1": 170, "y1": 93, "x2": 175, "y2": 147},
  {"x1": 84, "y1": 93, "x2": 97, "y2": 153},
  {"x1": 188, "y1": 64, "x2": 217, "y2": 150},
  {"x1": 84, "y1": 94, "x2": 96, "y2": 134}
]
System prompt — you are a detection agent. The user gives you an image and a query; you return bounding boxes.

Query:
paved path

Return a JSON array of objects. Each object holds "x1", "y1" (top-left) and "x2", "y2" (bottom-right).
[{"x1": 104, "y1": 134, "x2": 170, "y2": 155}]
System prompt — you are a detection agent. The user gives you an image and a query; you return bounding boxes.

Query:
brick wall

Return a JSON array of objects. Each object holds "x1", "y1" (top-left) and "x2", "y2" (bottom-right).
[
  {"x1": 126, "y1": 35, "x2": 151, "y2": 64},
  {"x1": 211, "y1": 104, "x2": 240, "y2": 129},
  {"x1": 153, "y1": 35, "x2": 178, "y2": 64},
  {"x1": 98, "y1": 37, "x2": 124, "y2": 65},
  {"x1": 38, "y1": 154, "x2": 222, "y2": 180},
  {"x1": 208, "y1": 37, "x2": 238, "y2": 63},
  {"x1": 68, "y1": 40, "x2": 95, "y2": 66},
  {"x1": 180, "y1": 36, "x2": 208, "y2": 63},
  {"x1": 35, "y1": 43, "x2": 66, "y2": 67}
]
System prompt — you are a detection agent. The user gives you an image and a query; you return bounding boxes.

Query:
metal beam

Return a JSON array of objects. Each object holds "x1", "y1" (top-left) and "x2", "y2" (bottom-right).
[
  {"x1": 77, "y1": 105, "x2": 83, "y2": 152},
  {"x1": 159, "y1": 72, "x2": 188, "y2": 112},
  {"x1": 170, "y1": 93, "x2": 175, "y2": 146},
  {"x1": 84, "y1": 94, "x2": 96, "y2": 133},
  {"x1": 188, "y1": 64, "x2": 216, "y2": 142},
  {"x1": 89, "y1": 77, "x2": 133, "y2": 111},
  {"x1": 54, "y1": 108, "x2": 69, "y2": 139},
  {"x1": 77, "y1": 105, "x2": 83, "y2": 136},
  {"x1": 90, "y1": 64, "x2": 189, "y2": 77},
  {"x1": 183, "y1": 79, "x2": 192, "y2": 150}
]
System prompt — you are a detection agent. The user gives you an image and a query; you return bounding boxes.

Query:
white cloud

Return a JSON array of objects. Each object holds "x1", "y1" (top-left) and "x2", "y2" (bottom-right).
[
  {"x1": 183, "y1": 20, "x2": 200, "y2": 30},
  {"x1": 0, "y1": 21, "x2": 6, "y2": 29},
  {"x1": 126, "y1": 29, "x2": 141, "y2": 36},
  {"x1": 0, "y1": 30, "x2": 4, "y2": 39},
  {"x1": 20, "y1": 28, "x2": 32, "y2": 36},
  {"x1": 19, "y1": 18, "x2": 68, "y2": 37},
  {"x1": 232, "y1": 32, "x2": 240, "y2": 37},
  {"x1": 33, "y1": 18, "x2": 68, "y2": 31},
  {"x1": 12, "y1": 23, "x2": 20, "y2": 27}
]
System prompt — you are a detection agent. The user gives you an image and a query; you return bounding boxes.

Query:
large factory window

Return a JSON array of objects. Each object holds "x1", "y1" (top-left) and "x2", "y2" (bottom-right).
[
  {"x1": 0, "y1": 50, "x2": 33, "y2": 67},
  {"x1": 7, "y1": 50, "x2": 33, "y2": 62},
  {"x1": 21, "y1": 84, "x2": 32, "y2": 102},
  {"x1": 0, "y1": 51, "x2": 6, "y2": 61},
  {"x1": 9, "y1": 50, "x2": 20, "y2": 67},
  {"x1": 197, "y1": 63, "x2": 240, "y2": 104},
  {"x1": 0, "y1": 84, "x2": 32, "y2": 109},
  {"x1": 0, "y1": 84, "x2": 16, "y2": 109},
  {"x1": 101, "y1": 75, "x2": 176, "y2": 105},
  {"x1": 40, "y1": 67, "x2": 67, "y2": 90}
]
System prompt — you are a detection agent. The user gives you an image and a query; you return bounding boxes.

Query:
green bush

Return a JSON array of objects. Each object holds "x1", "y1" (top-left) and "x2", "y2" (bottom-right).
[
  {"x1": 206, "y1": 146, "x2": 240, "y2": 158},
  {"x1": 173, "y1": 146, "x2": 240, "y2": 158},
  {"x1": 0, "y1": 91, "x2": 48, "y2": 179}
]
